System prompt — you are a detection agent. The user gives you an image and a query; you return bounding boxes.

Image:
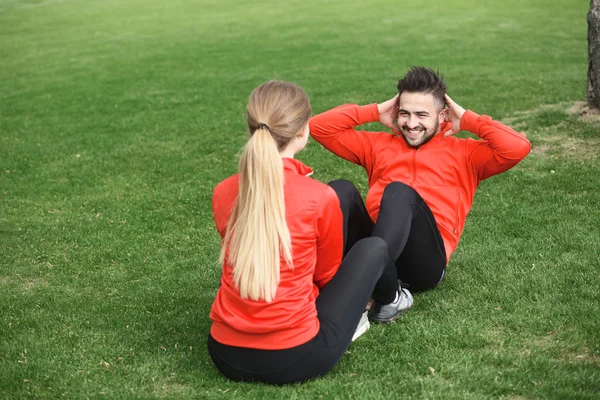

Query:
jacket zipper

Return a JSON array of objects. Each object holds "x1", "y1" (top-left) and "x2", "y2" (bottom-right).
[{"x1": 411, "y1": 147, "x2": 418, "y2": 185}]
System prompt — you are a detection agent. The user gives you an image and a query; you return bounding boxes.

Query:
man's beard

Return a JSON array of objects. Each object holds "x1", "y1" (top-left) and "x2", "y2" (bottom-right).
[{"x1": 401, "y1": 119, "x2": 439, "y2": 148}]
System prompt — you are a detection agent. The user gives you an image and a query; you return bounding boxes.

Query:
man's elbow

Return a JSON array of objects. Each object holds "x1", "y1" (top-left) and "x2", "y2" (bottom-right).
[
  {"x1": 308, "y1": 116, "x2": 325, "y2": 138},
  {"x1": 514, "y1": 137, "x2": 532, "y2": 161},
  {"x1": 308, "y1": 117, "x2": 318, "y2": 133}
]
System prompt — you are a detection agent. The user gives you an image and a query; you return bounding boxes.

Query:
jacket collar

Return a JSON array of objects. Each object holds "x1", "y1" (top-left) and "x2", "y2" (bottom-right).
[{"x1": 283, "y1": 157, "x2": 313, "y2": 177}]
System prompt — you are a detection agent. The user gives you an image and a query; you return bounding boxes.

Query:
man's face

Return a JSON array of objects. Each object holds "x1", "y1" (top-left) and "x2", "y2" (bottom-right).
[{"x1": 397, "y1": 92, "x2": 446, "y2": 148}]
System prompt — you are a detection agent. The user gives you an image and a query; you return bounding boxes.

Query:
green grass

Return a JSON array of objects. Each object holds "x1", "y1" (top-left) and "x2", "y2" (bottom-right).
[{"x1": 1, "y1": 0, "x2": 599, "y2": 398}]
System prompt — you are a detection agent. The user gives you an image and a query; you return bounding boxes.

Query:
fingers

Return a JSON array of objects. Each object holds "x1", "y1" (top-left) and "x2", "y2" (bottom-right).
[
  {"x1": 379, "y1": 94, "x2": 401, "y2": 116},
  {"x1": 444, "y1": 94, "x2": 454, "y2": 107}
]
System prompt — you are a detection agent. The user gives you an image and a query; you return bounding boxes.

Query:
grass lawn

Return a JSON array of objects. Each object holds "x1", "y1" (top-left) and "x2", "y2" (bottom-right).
[{"x1": 1, "y1": 0, "x2": 599, "y2": 398}]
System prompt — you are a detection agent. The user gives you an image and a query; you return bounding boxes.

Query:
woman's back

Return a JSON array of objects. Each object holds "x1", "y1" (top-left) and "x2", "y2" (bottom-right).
[{"x1": 210, "y1": 157, "x2": 343, "y2": 350}]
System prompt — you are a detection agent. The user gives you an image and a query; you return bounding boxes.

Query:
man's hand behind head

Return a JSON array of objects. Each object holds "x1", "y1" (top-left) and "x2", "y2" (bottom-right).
[
  {"x1": 378, "y1": 94, "x2": 399, "y2": 130},
  {"x1": 444, "y1": 94, "x2": 466, "y2": 137}
]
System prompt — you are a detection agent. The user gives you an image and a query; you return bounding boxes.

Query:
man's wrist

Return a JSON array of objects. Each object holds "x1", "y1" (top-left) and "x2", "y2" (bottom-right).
[
  {"x1": 360, "y1": 103, "x2": 381, "y2": 125},
  {"x1": 460, "y1": 110, "x2": 480, "y2": 134}
]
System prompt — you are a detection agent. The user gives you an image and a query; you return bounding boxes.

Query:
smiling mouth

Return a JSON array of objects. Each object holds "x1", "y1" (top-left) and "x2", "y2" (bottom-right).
[{"x1": 403, "y1": 127, "x2": 424, "y2": 139}]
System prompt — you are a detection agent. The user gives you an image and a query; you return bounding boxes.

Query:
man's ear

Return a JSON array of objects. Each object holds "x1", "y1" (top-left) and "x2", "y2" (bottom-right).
[{"x1": 439, "y1": 108, "x2": 448, "y2": 123}]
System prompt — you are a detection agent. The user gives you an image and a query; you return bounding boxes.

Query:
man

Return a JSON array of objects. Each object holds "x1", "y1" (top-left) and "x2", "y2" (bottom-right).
[{"x1": 310, "y1": 66, "x2": 531, "y2": 323}]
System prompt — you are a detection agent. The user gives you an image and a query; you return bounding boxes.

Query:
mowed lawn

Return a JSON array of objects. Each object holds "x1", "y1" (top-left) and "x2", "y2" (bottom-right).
[{"x1": 1, "y1": 0, "x2": 599, "y2": 398}]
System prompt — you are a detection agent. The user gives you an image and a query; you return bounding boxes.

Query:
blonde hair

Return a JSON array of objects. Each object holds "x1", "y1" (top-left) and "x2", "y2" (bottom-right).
[{"x1": 219, "y1": 81, "x2": 312, "y2": 302}]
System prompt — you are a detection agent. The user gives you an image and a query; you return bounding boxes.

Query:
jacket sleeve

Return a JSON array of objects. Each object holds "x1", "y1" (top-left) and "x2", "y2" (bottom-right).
[
  {"x1": 212, "y1": 187, "x2": 225, "y2": 239},
  {"x1": 309, "y1": 103, "x2": 381, "y2": 169},
  {"x1": 461, "y1": 110, "x2": 531, "y2": 182},
  {"x1": 212, "y1": 181, "x2": 232, "y2": 239},
  {"x1": 312, "y1": 187, "x2": 344, "y2": 289}
]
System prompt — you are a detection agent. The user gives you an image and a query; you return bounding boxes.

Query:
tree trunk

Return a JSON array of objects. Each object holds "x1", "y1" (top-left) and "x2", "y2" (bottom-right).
[{"x1": 588, "y1": 0, "x2": 600, "y2": 109}]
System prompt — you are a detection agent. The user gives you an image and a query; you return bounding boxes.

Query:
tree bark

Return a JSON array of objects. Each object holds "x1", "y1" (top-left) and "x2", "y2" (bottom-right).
[{"x1": 588, "y1": 0, "x2": 600, "y2": 109}]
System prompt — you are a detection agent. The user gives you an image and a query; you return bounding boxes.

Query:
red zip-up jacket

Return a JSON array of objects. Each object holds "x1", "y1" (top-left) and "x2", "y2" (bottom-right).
[
  {"x1": 210, "y1": 158, "x2": 344, "y2": 350},
  {"x1": 309, "y1": 103, "x2": 530, "y2": 262}
]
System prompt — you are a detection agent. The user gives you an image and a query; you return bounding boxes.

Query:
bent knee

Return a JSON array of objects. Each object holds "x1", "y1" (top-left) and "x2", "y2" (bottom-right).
[
  {"x1": 352, "y1": 237, "x2": 391, "y2": 262},
  {"x1": 328, "y1": 179, "x2": 361, "y2": 199},
  {"x1": 381, "y1": 182, "x2": 419, "y2": 202}
]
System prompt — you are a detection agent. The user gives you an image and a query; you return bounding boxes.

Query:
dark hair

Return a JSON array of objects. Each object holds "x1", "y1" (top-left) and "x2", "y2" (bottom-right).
[{"x1": 397, "y1": 66, "x2": 446, "y2": 110}]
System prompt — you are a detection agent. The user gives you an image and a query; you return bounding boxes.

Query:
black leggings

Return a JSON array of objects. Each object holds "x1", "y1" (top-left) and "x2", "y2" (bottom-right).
[
  {"x1": 208, "y1": 237, "x2": 394, "y2": 384},
  {"x1": 329, "y1": 180, "x2": 447, "y2": 294}
]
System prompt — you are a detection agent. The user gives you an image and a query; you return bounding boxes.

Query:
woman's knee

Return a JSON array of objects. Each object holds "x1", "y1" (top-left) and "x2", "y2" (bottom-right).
[{"x1": 349, "y1": 237, "x2": 392, "y2": 267}]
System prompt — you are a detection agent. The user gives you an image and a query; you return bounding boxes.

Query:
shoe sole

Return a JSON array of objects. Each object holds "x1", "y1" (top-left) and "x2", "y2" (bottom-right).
[
  {"x1": 352, "y1": 312, "x2": 370, "y2": 341},
  {"x1": 368, "y1": 308, "x2": 410, "y2": 324}
]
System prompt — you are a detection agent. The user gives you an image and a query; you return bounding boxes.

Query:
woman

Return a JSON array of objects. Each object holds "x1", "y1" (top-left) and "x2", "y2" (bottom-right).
[{"x1": 208, "y1": 80, "x2": 401, "y2": 384}]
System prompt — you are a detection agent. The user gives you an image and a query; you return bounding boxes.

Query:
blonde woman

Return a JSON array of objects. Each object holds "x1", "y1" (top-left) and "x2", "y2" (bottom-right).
[{"x1": 208, "y1": 81, "x2": 401, "y2": 384}]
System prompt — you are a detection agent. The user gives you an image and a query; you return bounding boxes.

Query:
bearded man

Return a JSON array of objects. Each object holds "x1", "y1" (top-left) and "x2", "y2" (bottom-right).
[{"x1": 310, "y1": 66, "x2": 531, "y2": 323}]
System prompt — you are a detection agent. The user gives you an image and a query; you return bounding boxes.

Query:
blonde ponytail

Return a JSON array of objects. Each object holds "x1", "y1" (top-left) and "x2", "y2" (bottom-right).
[
  {"x1": 220, "y1": 128, "x2": 293, "y2": 302},
  {"x1": 219, "y1": 80, "x2": 311, "y2": 302}
]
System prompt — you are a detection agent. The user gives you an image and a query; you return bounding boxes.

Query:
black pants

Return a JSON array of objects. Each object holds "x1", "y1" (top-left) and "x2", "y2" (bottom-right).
[
  {"x1": 329, "y1": 180, "x2": 446, "y2": 294},
  {"x1": 207, "y1": 192, "x2": 397, "y2": 384},
  {"x1": 208, "y1": 237, "x2": 394, "y2": 384}
]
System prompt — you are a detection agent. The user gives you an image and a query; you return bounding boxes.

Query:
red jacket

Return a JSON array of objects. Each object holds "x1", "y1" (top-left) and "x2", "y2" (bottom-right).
[
  {"x1": 309, "y1": 103, "x2": 531, "y2": 262},
  {"x1": 210, "y1": 158, "x2": 344, "y2": 350}
]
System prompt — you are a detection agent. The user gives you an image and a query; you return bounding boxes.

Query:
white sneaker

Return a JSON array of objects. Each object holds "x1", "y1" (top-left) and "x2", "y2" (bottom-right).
[
  {"x1": 351, "y1": 311, "x2": 370, "y2": 341},
  {"x1": 368, "y1": 281, "x2": 413, "y2": 324}
]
